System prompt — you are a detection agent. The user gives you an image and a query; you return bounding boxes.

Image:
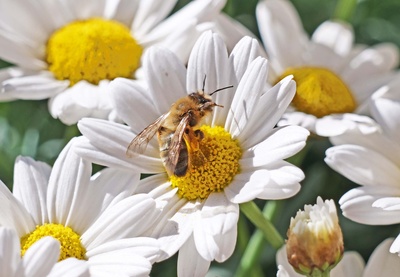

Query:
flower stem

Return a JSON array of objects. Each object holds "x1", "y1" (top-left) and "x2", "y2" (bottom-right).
[
  {"x1": 236, "y1": 200, "x2": 282, "y2": 277},
  {"x1": 237, "y1": 214, "x2": 250, "y2": 252},
  {"x1": 333, "y1": 0, "x2": 357, "y2": 22},
  {"x1": 240, "y1": 201, "x2": 284, "y2": 250}
]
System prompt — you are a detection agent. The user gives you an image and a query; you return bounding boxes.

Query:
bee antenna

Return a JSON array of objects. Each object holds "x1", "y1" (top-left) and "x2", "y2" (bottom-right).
[
  {"x1": 209, "y1": 85, "x2": 234, "y2": 96},
  {"x1": 202, "y1": 74, "x2": 207, "y2": 93}
]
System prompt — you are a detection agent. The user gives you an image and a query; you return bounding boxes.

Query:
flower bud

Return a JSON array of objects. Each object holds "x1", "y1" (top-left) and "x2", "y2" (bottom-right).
[{"x1": 286, "y1": 197, "x2": 344, "y2": 276}]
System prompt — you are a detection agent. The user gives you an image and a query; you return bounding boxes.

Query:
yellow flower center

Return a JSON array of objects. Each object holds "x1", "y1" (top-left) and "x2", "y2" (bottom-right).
[
  {"x1": 20, "y1": 223, "x2": 86, "y2": 261},
  {"x1": 278, "y1": 67, "x2": 356, "y2": 118},
  {"x1": 46, "y1": 18, "x2": 142, "y2": 86},
  {"x1": 170, "y1": 125, "x2": 242, "y2": 201}
]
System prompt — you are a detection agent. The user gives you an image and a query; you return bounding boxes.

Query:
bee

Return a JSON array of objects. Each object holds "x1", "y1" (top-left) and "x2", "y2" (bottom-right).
[{"x1": 126, "y1": 82, "x2": 233, "y2": 177}]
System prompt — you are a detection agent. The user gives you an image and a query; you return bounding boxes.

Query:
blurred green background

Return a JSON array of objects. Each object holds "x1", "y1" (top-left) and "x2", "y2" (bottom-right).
[{"x1": 0, "y1": 0, "x2": 399, "y2": 276}]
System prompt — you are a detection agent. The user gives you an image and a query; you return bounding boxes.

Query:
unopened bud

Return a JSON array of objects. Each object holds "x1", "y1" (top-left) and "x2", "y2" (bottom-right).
[{"x1": 286, "y1": 197, "x2": 344, "y2": 276}]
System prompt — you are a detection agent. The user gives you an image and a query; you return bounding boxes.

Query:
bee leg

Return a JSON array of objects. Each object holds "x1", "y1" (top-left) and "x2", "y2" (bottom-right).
[
  {"x1": 194, "y1": 129, "x2": 204, "y2": 141},
  {"x1": 184, "y1": 128, "x2": 201, "y2": 151}
]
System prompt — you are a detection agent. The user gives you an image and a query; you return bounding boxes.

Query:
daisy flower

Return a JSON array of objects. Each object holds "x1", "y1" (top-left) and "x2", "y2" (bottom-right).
[
  {"x1": 0, "y1": 138, "x2": 160, "y2": 276},
  {"x1": 325, "y1": 78, "x2": 400, "y2": 254},
  {"x1": 0, "y1": 0, "x2": 226, "y2": 125},
  {"x1": 0, "y1": 226, "x2": 89, "y2": 277},
  {"x1": 76, "y1": 31, "x2": 310, "y2": 275},
  {"x1": 255, "y1": 0, "x2": 399, "y2": 136},
  {"x1": 277, "y1": 238, "x2": 400, "y2": 277}
]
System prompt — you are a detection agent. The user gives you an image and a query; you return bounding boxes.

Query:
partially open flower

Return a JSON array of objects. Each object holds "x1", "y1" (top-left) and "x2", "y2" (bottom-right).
[{"x1": 286, "y1": 197, "x2": 344, "y2": 276}]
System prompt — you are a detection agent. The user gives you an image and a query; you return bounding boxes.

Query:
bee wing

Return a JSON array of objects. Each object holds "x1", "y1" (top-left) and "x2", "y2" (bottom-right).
[
  {"x1": 164, "y1": 114, "x2": 190, "y2": 173},
  {"x1": 126, "y1": 112, "x2": 170, "y2": 157}
]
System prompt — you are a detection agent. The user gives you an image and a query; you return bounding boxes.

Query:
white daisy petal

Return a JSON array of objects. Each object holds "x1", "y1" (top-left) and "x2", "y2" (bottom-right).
[
  {"x1": 46, "y1": 138, "x2": 92, "y2": 229},
  {"x1": 214, "y1": 13, "x2": 259, "y2": 53},
  {"x1": 256, "y1": 0, "x2": 307, "y2": 72},
  {"x1": 372, "y1": 197, "x2": 400, "y2": 211},
  {"x1": 339, "y1": 187, "x2": 400, "y2": 225},
  {"x1": 303, "y1": 43, "x2": 345, "y2": 72},
  {"x1": 135, "y1": 174, "x2": 170, "y2": 195},
  {"x1": 88, "y1": 253, "x2": 152, "y2": 277},
  {"x1": 390, "y1": 235, "x2": 400, "y2": 254},
  {"x1": 277, "y1": 265, "x2": 292, "y2": 277},
  {"x1": 351, "y1": 71, "x2": 397, "y2": 107},
  {"x1": 3, "y1": 73, "x2": 69, "y2": 100},
  {"x1": 316, "y1": 113, "x2": 380, "y2": 137},
  {"x1": 342, "y1": 43, "x2": 399, "y2": 84},
  {"x1": 364, "y1": 238, "x2": 400, "y2": 277},
  {"x1": 109, "y1": 78, "x2": 162, "y2": 132},
  {"x1": 212, "y1": 34, "x2": 261, "y2": 128},
  {"x1": 144, "y1": 46, "x2": 187, "y2": 114},
  {"x1": 193, "y1": 193, "x2": 239, "y2": 261},
  {"x1": 325, "y1": 145, "x2": 400, "y2": 187},
  {"x1": 142, "y1": 0, "x2": 225, "y2": 45},
  {"x1": 82, "y1": 194, "x2": 158, "y2": 250},
  {"x1": 0, "y1": 181, "x2": 35, "y2": 236},
  {"x1": 256, "y1": 161, "x2": 303, "y2": 200},
  {"x1": 193, "y1": 223, "x2": 218, "y2": 262},
  {"x1": 187, "y1": 31, "x2": 230, "y2": 91},
  {"x1": 48, "y1": 258, "x2": 89, "y2": 277},
  {"x1": 48, "y1": 81, "x2": 111, "y2": 125},
  {"x1": 63, "y1": 0, "x2": 107, "y2": 19},
  {"x1": 89, "y1": 167, "x2": 141, "y2": 212},
  {"x1": 311, "y1": 20, "x2": 354, "y2": 57},
  {"x1": 370, "y1": 79, "x2": 400, "y2": 140},
  {"x1": 56, "y1": 166, "x2": 141, "y2": 236},
  {"x1": 0, "y1": 227, "x2": 20, "y2": 276},
  {"x1": 0, "y1": 31, "x2": 45, "y2": 69},
  {"x1": 151, "y1": 19, "x2": 210, "y2": 64},
  {"x1": 328, "y1": 117, "x2": 400, "y2": 166},
  {"x1": 0, "y1": 0, "x2": 50, "y2": 46},
  {"x1": 331, "y1": 251, "x2": 365, "y2": 277},
  {"x1": 86, "y1": 237, "x2": 159, "y2": 264},
  {"x1": 213, "y1": 226, "x2": 237, "y2": 262},
  {"x1": 239, "y1": 76, "x2": 296, "y2": 148},
  {"x1": 242, "y1": 126, "x2": 309, "y2": 167},
  {"x1": 227, "y1": 57, "x2": 268, "y2": 138},
  {"x1": 178, "y1": 235, "x2": 211, "y2": 277},
  {"x1": 201, "y1": 193, "x2": 238, "y2": 235},
  {"x1": 75, "y1": 136, "x2": 163, "y2": 173},
  {"x1": 225, "y1": 169, "x2": 271, "y2": 204},
  {"x1": 132, "y1": 0, "x2": 177, "y2": 38},
  {"x1": 22, "y1": 237, "x2": 60, "y2": 277},
  {"x1": 278, "y1": 111, "x2": 317, "y2": 133},
  {"x1": 150, "y1": 197, "x2": 199, "y2": 261},
  {"x1": 229, "y1": 36, "x2": 264, "y2": 84},
  {"x1": 0, "y1": 68, "x2": 18, "y2": 100},
  {"x1": 13, "y1": 156, "x2": 51, "y2": 225},
  {"x1": 104, "y1": 0, "x2": 139, "y2": 26},
  {"x1": 77, "y1": 118, "x2": 163, "y2": 169}
]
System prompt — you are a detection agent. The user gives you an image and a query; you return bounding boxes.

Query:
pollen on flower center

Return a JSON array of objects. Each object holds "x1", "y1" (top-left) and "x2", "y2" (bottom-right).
[
  {"x1": 278, "y1": 67, "x2": 356, "y2": 118},
  {"x1": 20, "y1": 223, "x2": 86, "y2": 261},
  {"x1": 170, "y1": 125, "x2": 242, "y2": 201},
  {"x1": 46, "y1": 18, "x2": 143, "y2": 86}
]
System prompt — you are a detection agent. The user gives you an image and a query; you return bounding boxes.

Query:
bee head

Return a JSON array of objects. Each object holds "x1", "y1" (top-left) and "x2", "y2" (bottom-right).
[{"x1": 189, "y1": 92, "x2": 223, "y2": 113}]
